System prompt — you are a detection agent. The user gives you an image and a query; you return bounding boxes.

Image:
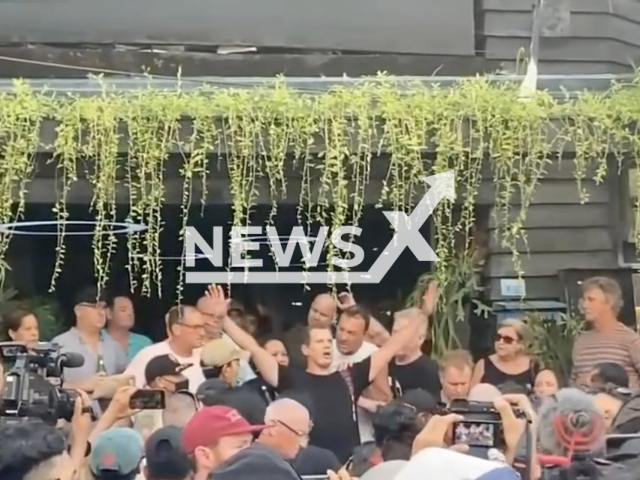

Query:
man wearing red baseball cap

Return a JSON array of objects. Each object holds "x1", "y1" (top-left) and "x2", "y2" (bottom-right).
[{"x1": 182, "y1": 405, "x2": 265, "y2": 480}]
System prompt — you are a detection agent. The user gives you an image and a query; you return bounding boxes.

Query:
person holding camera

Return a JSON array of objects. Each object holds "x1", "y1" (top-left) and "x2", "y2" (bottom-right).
[
  {"x1": 0, "y1": 389, "x2": 94, "y2": 480},
  {"x1": 208, "y1": 283, "x2": 434, "y2": 463},
  {"x1": 536, "y1": 388, "x2": 634, "y2": 480},
  {"x1": 358, "y1": 395, "x2": 527, "y2": 480}
]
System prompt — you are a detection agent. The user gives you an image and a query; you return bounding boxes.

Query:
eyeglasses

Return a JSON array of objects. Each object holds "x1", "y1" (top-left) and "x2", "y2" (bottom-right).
[
  {"x1": 275, "y1": 419, "x2": 312, "y2": 439},
  {"x1": 495, "y1": 333, "x2": 518, "y2": 344},
  {"x1": 177, "y1": 322, "x2": 206, "y2": 331}
]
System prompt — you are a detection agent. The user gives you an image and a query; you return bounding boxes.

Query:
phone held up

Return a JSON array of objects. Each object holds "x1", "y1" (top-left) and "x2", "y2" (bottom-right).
[{"x1": 129, "y1": 389, "x2": 166, "y2": 410}]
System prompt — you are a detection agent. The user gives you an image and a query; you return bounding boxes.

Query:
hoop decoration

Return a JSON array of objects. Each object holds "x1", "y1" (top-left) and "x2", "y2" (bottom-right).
[
  {"x1": 129, "y1": 252, "x2": 214, "y2": 261},
  {"x1": 229, "y1": 235, "x2": 319, "y2": 246},
  {"x1": 0, "y1": 220, "x2": 147, "y2": 236}
]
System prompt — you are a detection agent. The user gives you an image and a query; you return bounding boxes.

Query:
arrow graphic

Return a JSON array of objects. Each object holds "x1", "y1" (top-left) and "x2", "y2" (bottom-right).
[{"x1": 185, "y1": 170, "x2": 455, "y2": 284}]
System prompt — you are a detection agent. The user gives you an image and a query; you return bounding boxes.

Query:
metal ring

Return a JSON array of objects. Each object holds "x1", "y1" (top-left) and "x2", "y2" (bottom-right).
[
  {"x1": 0, "y1": 220, "x2": 147, "y2": 236},
  {"x1": 129, "y1": 252, "x2": 214, "y2": 261},
  {"x1": 230, "y1": 235, "x2": 319, "y2": 246}
]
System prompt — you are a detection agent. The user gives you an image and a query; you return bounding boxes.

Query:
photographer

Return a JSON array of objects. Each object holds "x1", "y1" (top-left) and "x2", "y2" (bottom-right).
[
  {"x1": 537, "y1": 388, "x2": 632, "y2": 480},
  {"x1": 0, "y1": 391, "x2": 93, "y2": 480},
  {"x1": 369, "y1": 397, "x2": 525, "y2": 480},
  {"x1": 372, "y1": 400, "x2": 422, "y2": 461}
]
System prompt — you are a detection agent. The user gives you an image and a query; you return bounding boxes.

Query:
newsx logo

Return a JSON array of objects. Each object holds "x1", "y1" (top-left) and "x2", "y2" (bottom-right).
[{"x1": 184, "y1": 170, "x2": 455, "y2": 284}]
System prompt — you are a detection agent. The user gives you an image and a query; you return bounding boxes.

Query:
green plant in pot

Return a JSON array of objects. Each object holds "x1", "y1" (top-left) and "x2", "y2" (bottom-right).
[
  {"x1": 407, "y1": 249, "x2": 491, "y2": 358},
  {"x1": 527, "y1": 312, "x2": 584, "y2": 385}
]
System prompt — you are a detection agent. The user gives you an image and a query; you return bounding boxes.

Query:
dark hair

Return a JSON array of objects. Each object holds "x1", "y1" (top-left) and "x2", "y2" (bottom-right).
[
  {"x1": 372, "y1": 401, "x2": 420, "y2": 461},
  {"x1": 349, "y1": 442, "x2": 381, "y2": 477},
  {"x1": 212, "y1": 389, "x2": 266, "y2": 427},
  {"x1": 146, "y1": 441, "x2": 191, "y2": 480},
  {"x1": 0, "y1": 305, "x2": 35, "y2": 340},
  {"x1": 339, "y1": 305, "x2": 371, "y2": 332},
  {"x1": 0, "y1": 421, "x2": 67, "y2": 479},
  {"x1": 498, "y1": 381, "x2": 529, "y2": 395},
  {"x1": 201, "y1": 364, "x2": 224, "y2": 380},
  {"x1": 592, "y1": 362, "x2": 629, "y2": 388},
  {"x1": 196, "y1": 379, "x2": 231, "y2": 406},
  {"x1": 302, "y1": 325, "x2": 333, "y2": 346},
  {"x1": 106, "y1": 294, "x2": 133, "y2": 309},
  {"x1": 95, "y1": 472, "x2": 139, "y2": 480},
  {"x1": 258, "y1": 335, "x2": 285, "y2": 348}
]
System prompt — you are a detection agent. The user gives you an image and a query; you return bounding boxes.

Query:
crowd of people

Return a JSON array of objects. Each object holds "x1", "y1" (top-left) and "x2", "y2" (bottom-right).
[{"x1": 1, "y1": 275, "x2": 640, "y2": 480}]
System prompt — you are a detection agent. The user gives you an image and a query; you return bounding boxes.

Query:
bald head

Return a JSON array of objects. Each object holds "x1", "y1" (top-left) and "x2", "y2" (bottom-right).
[
  {"x1": 262, "y1": 398, "x2": 312, "y2": 459},
  {"x1": 468, "y1": 383, "x2": 501, "y2": 402},
  {"x1": 308, "y1": 294, "x2": 337, "y2": 328},
  {"x1": 162, "y1": 392, "x2": 198, "y2": 427}
]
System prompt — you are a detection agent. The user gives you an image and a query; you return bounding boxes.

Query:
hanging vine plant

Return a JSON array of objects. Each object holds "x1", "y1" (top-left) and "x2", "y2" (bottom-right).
[{"x1": 0, "y1": 74, "x2": 639, "y2": 308}]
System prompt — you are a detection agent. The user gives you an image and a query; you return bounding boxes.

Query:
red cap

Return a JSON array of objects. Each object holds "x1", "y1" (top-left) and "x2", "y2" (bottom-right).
[{"x1": 182, "y1": 406, "x2": 265, "y2": 453}]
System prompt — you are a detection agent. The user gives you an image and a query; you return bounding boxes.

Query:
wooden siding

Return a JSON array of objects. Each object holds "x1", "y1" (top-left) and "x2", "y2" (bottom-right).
[
  {"x1": 482, "y1": 0, "x2": 640, "y2": 75},
  {"x1": 485, "y1": 160, "x2": 619, "y2": 300}
]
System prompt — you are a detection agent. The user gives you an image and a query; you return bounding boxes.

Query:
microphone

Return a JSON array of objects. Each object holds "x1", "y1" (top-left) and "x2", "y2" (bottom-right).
[
  {"x1": 537, "y1": 388, "x2": 606, "y2": 463},
  {"x1": 59, "y1": 352, "x2": 85, "y2": 369}
]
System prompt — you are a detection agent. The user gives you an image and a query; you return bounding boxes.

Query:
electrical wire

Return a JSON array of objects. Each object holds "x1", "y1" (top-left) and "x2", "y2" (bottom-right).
[{"x1": 0, "y1": 53, "x2": 334, "y2": 93}]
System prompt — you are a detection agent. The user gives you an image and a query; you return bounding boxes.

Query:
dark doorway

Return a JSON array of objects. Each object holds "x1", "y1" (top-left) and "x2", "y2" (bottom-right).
[{"x1": 6, "y1": 202, "x2": 431, "y2": 339}]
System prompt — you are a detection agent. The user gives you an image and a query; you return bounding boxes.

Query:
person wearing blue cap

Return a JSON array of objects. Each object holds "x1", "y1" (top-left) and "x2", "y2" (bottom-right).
[{"x1": 89, "y1": 428, "x2": 144, "y2": 480}]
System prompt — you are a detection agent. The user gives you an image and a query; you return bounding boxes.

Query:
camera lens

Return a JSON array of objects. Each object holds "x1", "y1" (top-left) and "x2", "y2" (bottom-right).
[{"x1": 56, "y1": 388, "x2": 78, "y2": 422}]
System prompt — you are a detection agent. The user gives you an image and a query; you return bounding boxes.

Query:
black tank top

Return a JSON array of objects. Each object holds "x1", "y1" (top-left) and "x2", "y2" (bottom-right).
[{"x1": 480, "y1": 357, "x2": 538, "y2": 391}]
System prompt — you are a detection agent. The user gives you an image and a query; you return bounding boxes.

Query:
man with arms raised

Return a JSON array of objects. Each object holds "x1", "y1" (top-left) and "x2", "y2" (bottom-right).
[
  {"x1": 206, "y1": 282, "x2": 438, "y2": 463},
  {"x1": 331, "y1": 303, "x2": 392, "y2": 442},
  {"x1": 388, "y1": 306, "x2": 441, "y2": 398},
  {"x1": 125, "y1": 305, "x2": 206, "y2": 393},
  {"x1": 283, "y1": 293, "x2": 338, "y2": 368},
  {"x1": 196, "y1": 294, "x2": 255, "y2": 384}
]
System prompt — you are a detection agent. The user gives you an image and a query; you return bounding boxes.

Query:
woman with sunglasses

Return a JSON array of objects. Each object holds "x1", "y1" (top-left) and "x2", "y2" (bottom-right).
[{"x1": 470, "y1": 319, "x2": 539, "y2": 392}]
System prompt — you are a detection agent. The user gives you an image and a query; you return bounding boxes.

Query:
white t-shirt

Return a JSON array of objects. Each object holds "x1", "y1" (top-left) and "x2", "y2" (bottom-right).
[
  {"x1": 124, "y1": 341, "x2": 205, "y2": 393},
  {"x1": 331, "y1": 340, "x2": 378, "y2": 442}
]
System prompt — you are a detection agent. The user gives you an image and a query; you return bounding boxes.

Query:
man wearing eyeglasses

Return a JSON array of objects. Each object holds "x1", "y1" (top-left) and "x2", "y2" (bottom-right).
[
  {"x1": 53, "y1": 286, "x2": 128, "y2": 393},
  {"x1": 257, "y1": 398, "x2": 312, "y2": 459},
  {"x1": 125, "y1": 305, "x2": 206, "y2": 393}
]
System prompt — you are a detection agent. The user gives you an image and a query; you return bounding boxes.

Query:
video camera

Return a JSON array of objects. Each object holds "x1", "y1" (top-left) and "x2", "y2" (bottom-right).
[
  {"x1": 0, "y1": 341, "x2": 86, "y2": 425},
  {"x1": 440, "y1": 399, "x2": 526, "y2": 449}
]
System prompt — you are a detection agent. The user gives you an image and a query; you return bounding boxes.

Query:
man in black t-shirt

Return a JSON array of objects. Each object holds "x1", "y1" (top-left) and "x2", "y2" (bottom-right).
[
  {"x1": 204, "y1": 285, "x2": 432, "y2": 463},
  {"x1": 388, "y1": 307, "x2": 441, "y2": 398},
  {"x1": 282, "y1": 293, "x2": 338, "y2": 368}
]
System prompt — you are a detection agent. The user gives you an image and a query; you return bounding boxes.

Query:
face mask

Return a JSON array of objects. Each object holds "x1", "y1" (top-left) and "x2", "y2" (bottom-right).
[{"x1": 175, "y1": 379, "x2": 189, "y2": 392}]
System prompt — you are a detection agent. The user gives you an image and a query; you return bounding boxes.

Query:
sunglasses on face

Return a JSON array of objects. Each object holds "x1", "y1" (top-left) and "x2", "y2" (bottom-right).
[{"x1": 495, "y1": 333, "x2": 518, "y2": 345}]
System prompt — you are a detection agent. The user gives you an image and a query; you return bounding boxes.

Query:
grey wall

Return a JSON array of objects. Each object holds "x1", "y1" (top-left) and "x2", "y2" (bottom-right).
[
  {"x1": 483, "y1": 0, "x2": 640, "y2": 74},
  {"x1": 484, "y1": 159, "x2": 619, "y2": 301},
  {"x1": 0, "y1": 0, "x2": 475, "y2": 56}
]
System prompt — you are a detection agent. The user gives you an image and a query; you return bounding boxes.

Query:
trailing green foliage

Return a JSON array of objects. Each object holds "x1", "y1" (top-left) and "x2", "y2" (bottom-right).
[
  {"x1": 0, "y1": 75, "x2": 638, "y2": 351},
  {"x1": 527, "y1": 312, "x2": 585, "y2": 384}
]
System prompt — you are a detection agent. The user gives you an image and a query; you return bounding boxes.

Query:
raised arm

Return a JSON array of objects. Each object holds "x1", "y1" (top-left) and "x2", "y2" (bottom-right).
[
  {"x1": 368, "y1": 282, "x2": 438, "y2": 382},
  {"x1": 200, "y1": 285, "x2": 280, "y2": 387}
]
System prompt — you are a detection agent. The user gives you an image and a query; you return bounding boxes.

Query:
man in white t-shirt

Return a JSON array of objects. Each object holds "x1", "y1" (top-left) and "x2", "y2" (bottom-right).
[
  {"x1": 125, "y1": 305, "x2": 206, "y2": 393},
  {"x1": 331, "y1": 305, "x2": 392, "y2": 442}
]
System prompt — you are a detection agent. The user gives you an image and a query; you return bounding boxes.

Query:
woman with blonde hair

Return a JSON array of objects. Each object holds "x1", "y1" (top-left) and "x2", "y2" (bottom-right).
[{"x1": 470, "y1": 319, "x2": 539, "y2": 391}]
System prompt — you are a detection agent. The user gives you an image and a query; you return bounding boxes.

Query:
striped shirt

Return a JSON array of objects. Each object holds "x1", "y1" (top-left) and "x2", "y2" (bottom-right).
[{"x1": 571, "y1": 322, "x2": 640, "y2": 387}]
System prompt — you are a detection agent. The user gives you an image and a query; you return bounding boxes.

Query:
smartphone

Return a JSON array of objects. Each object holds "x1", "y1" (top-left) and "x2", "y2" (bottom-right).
[
  {"x1": 453, "y1": 421, "x2": 498, "y2": 448},
  {"x1": 129, "y1": 389, "x2": 166, "y2": 410}
]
